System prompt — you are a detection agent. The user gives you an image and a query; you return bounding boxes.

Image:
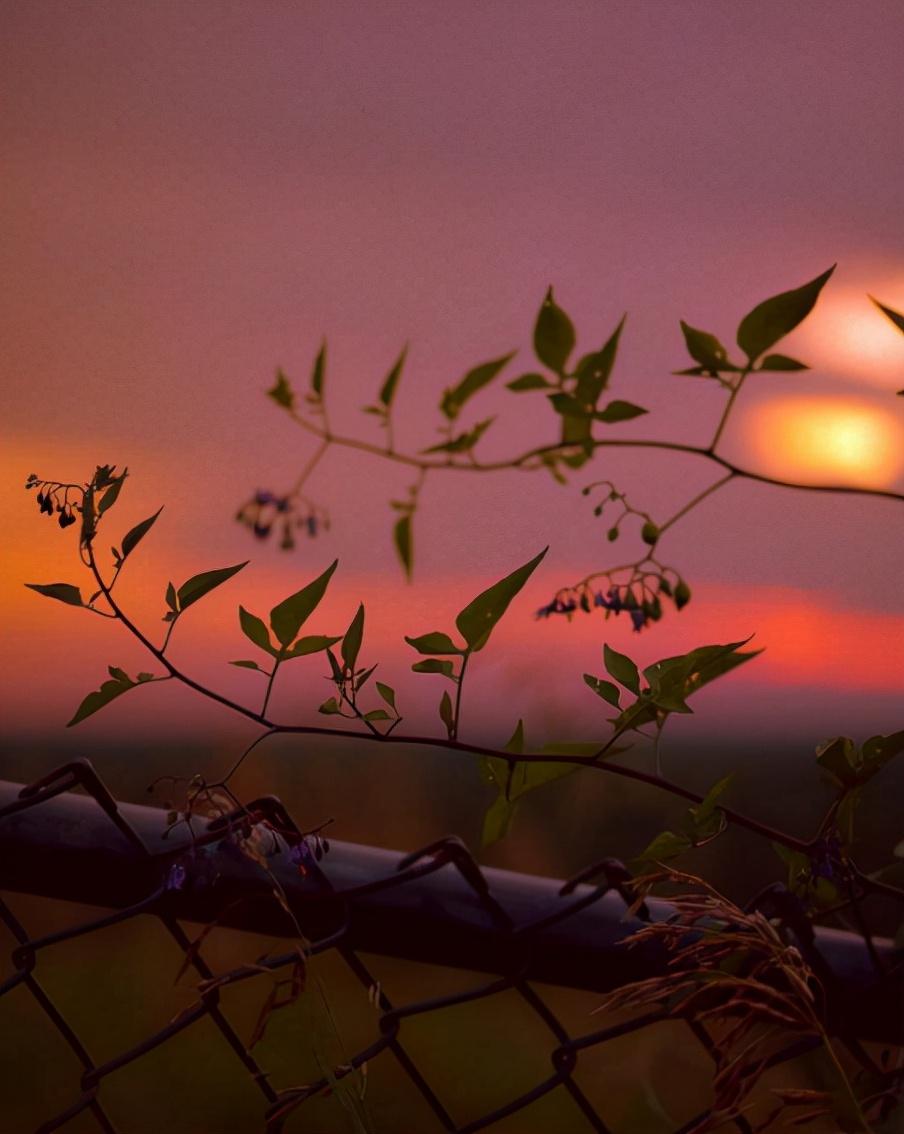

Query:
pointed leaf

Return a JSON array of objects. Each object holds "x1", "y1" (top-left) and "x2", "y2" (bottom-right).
[
  {"x1": 25, "y1": 582, "x2": 84, "y2": 608},
  {"x1": 758, "y1": 353, "x2": 809, "y2": 371},
  {"x1": 440, "y1": 353, "x2": 513, "y2": 419},
  {"x1": 178, "y1": 562, "x2": 248, "y2": 612},
  {"x1": 547, "y1": 392, "x2": 587, "y2": 418},
  {"x1": 269, "y1": 559, "x2": 338, "y2": 647},
  {"x1": 870, "y1": 296, "x2": 904, "y2": 336},
  {"x1": 311, "y1": 341, "x2": 326, "y2": 397},
  {"x1": 504, "y1": 719, "x2": 525, "y2": 755},
  {"x1": 405, "y1": 631, "x2": 461, "y2": 655},
  {"x1": 595, "y1": 399, "x2": 648, "y2": 423},
  {"x1": 455, "y1": 547, "x2": 548, "y2": 652},
  {"x1": 481, "y1": 794, "x2": 518, "y2": 847},
  {"x1": 534, "y1": 287, "x2": 575, "y2": 375},
  {"x1": 239, "y1": 606, "x2": 277, "y2": 656},
  {"x1": 421, "y1": 417, "x2": 495, "y2": 454},
  {"x1": 506, "y1": 372, "x2": 552, "y2": 392},
  {"x1": 230, "y1": 660, "x2": 268, "y2": 672},
  {"x1": 282, "y1": 634, "x2": 342, "y2": 659},
  {"x1": 341, "y1": 603, "x2": 365, "y2": 671},
  {"x1": 603, "y1": 643, "x2": 640, "y2": 694},
  {"x1": 375, "y1": 681, "x2": 396, "y2": 710},
  {"x1": 318, "y1": 697, "x2": 341, "y2": 715},
  {"x1": 679, "y1": 322, "x2": 737, "y2": 375},
  {"x1": 583, "y1": 674, "x2": 621, "y2": 708},
  {"x1": 364, "y1": 708, "x2": 392, "y2": 722},
  {"x1": 67, "y1": 670, "x2": 137, "y2": 726},
  {"x1": 573, "y1": 315, "x2": 626, "y2": 407},
  {"x1": 394, "y1": 514, "x2": 412, "y2": 580},
  {"x1": 379, "y1": 346, "x2": 407, "y2": 408},
  {"x1": 736, "y1": 266, "x2": 834, "y2": 361},
  {"x1": 267, "y1": 369, "x2": 295, "y2": 409},
  {"x1": 439, "y1": 689, "x2": 454, "y2": 732},
  {"x1": 97, "y1": 474, "x2": 126, "y2": 515},
  {"x1": 121, "y1": 508, "x2": 163, "y2": 561},
  {"x1": 411, "y1": 658, "x2": 456, "y2": 678}
]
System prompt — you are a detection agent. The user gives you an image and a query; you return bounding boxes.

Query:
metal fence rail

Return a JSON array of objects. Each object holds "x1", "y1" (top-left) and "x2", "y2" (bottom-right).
[{"x1": 1, "y1": 763, "x2": 901, "y2": 1133}]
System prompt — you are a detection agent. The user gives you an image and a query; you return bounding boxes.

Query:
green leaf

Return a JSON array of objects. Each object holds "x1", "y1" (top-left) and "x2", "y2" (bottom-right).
[
  {"x1": 354, "y1": 663, "x2": 378, "y2": 691},
  {"x1": 758, "y1": 353, "x2": 809, "y2": 371},
  {"x1": 547, "y1": 392, "x2": 587, "y2": 417},
  {"x1": 534, "y1": 287, "x2": 575, "y2": 375},
  {"x1": 679, "y1": 321, "x2": 738, "y2": 375},
  {"x1": 405, "y1": 631, "x2": 462, "y2": 655},
  {"x1": 411, "y1": 658, "x2": 456, "y2": 678},
  {"x1": 378, "y1": 346, "x2": 407, "y2": 408},
  {"x1": 268, "y1": 369, "x2": 295, "y2": 409},
  {"x1": 25, "y1": 582, "x2": 84, "y2": 608},
  {"x1": 67, "y1": 669, "x2": 137, "y2": 726},
  {"x1": 870, "y1": 295, "x2": 904, "y2": 336},
  {"x1": 455, "y1": 547, "x2": 548, "y2": 652},
  {"x1": 269, "y1": 559, "x2": 338, "y2": 647},
  {"x1": 421, "y1": 417, "x2": 495, "y2": 454},
  {"x1": 506, "y1": 372, "x2": 552, "y2": 392},
  {"x1": 736, "y1": 266, "x2": 835, "y2": 362},
  {"x1": 121, "y1": 508, "x2": 163, "y2": 561},
  {"x1": 595, "y1": 399, "x2": 648, "y2": 423},
  {"x1": 481, "y1": 793, "x2": 518, "y2": 847},
  {"x1": 513, "y1": 760, "x2": 579, "y2": 796},
  {"x1": 97, "y1": 474, "x2": 126, "y2": 515},
  {"x1": 815, "y1": 735, "x2": 858, "y2": 787},
  {"x1": 503, "y1": 719, "x2": 525, "y2": 755},
  {"x1": 178, "y1": 562, "x2": 248, "y2": 612},
  {"x1": 363, "y1": 708, "x2": 392, "y2": 721},
  {"x1": 311, "y1": 341, "x2": 326, "y2": 398},
  {"x1": 636, "y1": 829, "x2": 692, "y2": 865},
  {"x1": 239, "y1": 606, "x2": 278, "y2": 657},
  {"x1": 318, "y1": 696, "x2": 341, "y2": 715},
  {"x1": 282, "y1": 634, "x2": 342, "y2": 659},
  {"x1": 583, "y1": 674, "x2": 621, "y2": 708},
  {"x1": 687, "y1": 775, "x2": 732, "y2": 840},
  {"x1": 439, "y1": 689, "x2": 454, "y2": 733},
  {"x1": 375, "y1": 681, "x2": 396, "y2": 710},
  {"x1": 440, "y1": 353, "x2": 514, "y2": 419},
  {"x1": 394, "y1": 514, "x2": 412, "y2": 580},
  {"x1": 230, "y1": 660, "x2": 268, "y2": 672},
  {"x1": 165, "y1": 581, "x2": 178, "y2": 611},
  {"x1": 341, "y1": 603, "x2": 365, "y2": 671},
  {"x1": 861, "y1": 730, "x2": 904, "y2": 779},
  {"x1": 573, "y1": 315, "x2": 626, "y2": 407},
  {"x1": 603, "y1": 643, "x2": 640, "y2": 694}
]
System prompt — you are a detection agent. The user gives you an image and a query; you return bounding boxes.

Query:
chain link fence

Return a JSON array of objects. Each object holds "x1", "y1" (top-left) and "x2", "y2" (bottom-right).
[{"x1": 1, "y1": 762, "x2": 901, "y2": 1133}]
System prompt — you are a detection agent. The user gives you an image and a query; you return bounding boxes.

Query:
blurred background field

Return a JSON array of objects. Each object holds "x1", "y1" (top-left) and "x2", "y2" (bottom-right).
[{"x1": 2, "y1": 733, "x2": 901, "y2": 1132}]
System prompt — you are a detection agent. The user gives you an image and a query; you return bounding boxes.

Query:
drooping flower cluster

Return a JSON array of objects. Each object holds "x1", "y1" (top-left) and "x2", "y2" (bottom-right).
[
  {"x1": 236, "y1": 489, "x2": 330, "y2": 550},
  {"x1": 25, "y1": 473, "x2": 81, "y2": 528},
  {"x1": 535, "y1": 571, "x2": 690, "y2": 632}
]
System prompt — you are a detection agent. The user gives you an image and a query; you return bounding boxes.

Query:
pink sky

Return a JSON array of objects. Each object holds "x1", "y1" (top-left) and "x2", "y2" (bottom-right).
[{"x1": 3, "y1": 2, "x2": 903, "y2": 752}]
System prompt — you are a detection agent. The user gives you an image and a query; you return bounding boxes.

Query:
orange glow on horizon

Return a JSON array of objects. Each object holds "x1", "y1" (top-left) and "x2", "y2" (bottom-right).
[{"x1": 745, "y1": 396, "x2": 903, "y2": 488}]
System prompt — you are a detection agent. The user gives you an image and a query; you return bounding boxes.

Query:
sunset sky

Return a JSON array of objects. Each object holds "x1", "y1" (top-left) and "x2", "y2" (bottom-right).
[{"x1": 3, "y1": 1, "x2": 903, "y2": 760}]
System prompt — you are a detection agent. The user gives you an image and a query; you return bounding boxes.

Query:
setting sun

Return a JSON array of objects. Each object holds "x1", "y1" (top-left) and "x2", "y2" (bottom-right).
[
  {"x1": 797, "y1": 284, "x2": 904, "y2": 390},
  {"x1": 744, "y1": 396, "x2": 904, "y2": 487}
]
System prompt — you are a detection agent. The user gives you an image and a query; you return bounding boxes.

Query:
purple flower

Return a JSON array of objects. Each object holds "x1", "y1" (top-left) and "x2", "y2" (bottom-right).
[{"x1": 166, "y1": 862, "x2": 188, "y2": 891}]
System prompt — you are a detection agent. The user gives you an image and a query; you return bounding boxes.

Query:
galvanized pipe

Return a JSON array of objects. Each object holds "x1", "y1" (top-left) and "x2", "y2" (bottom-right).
[{"x1": 0, "y1": 779, "x2": 900, "y2": 1044}]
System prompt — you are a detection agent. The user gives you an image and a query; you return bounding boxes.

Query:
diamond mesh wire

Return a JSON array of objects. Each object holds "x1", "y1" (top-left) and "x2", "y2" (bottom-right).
[{"x1": 1, "y1": 763, "x2": 900, "y2": 1134}]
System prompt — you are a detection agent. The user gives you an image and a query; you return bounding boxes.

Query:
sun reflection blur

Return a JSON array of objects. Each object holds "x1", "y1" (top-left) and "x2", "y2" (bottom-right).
[
  {"x1": 797, "y1": 285, "x2": 904, "y2": 390},
  {"x1": 744, "y1": 397, "x2": 903, "y2": 487}
]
